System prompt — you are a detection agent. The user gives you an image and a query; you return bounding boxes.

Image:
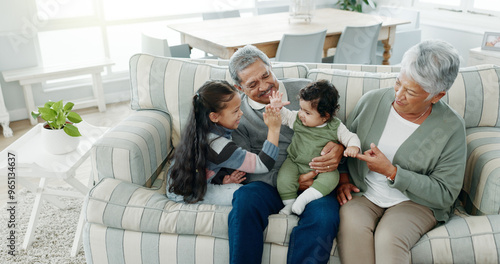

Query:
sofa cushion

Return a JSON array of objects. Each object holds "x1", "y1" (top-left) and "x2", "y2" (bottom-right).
[
  {"x1": 307, "y1": 64, "x2": 500, "y2": 129},
  {"x1": 462, "y1": 127, "x2": 500, "y2": 215},
  {"x1": 444, "y1": 64, "x2": 500, "y2": 129},
  {"x1": 307, "y1": 68, "x2": 399, "y2": 123},
  {"x1": 129, "y1": 54, "x2": 308, "y2": 147},
  {"x1": 85, "y1": 177, "x2": 298, "y2": 246}
]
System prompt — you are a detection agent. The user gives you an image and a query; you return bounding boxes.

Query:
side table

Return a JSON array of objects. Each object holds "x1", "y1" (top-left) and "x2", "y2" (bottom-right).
[
  {"x1": 468, "y1": 47, "x2": 500, "y2": 66},
  {"x1": 0, "y1": 121, "x2": 108, "y2": 256},
  {"x1": 0, "y1": 83, "x2": 13, "y2": 137}
]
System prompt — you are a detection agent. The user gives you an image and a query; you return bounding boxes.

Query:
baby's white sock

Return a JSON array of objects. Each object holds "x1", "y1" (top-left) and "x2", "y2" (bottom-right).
[
  {"x1": 292, "y1": 187, "x2": 323, "y2": 215},
  {"x1": 279, "y1": 199, "x2": 296, "y2": 215}
]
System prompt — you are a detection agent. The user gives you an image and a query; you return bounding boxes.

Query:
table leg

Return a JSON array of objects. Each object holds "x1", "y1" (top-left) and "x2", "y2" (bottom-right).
[
  {"x1": 18, "y1": 177, "x2": 66, "y2": 209},
  {"x1": 91, "y1": 72, "x2": 106, "y2": 112},
  {"x1": 22, "y1": 177, "x2": 46, "y2": 249},
  {"x1": 382, "y1": 39, "x2": 391, "y2": 65},
  {"x1": 70, "y1": 175, "x2": 93, "y2": 256},
  {"x1": 21, "y1": 84, "x2": 37, "y2": 125}
]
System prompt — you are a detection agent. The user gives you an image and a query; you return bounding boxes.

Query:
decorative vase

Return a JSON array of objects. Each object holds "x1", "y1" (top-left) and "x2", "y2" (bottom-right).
[
  {"x1": 289, "y1": 0, "x2": 315, "y2": 23},
  {"x1": 41, "y1": 123, "x2": 80, "y2": 155}
]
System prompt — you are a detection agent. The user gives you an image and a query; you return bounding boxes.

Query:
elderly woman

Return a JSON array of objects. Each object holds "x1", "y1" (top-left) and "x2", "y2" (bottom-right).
[{"x1": 336, "y1": 39, "x2": 466, "y2": 263}]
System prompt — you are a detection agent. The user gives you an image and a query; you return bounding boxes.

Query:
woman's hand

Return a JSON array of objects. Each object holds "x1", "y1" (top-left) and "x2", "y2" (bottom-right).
[
  {"x1": 223, "y1": 170, "x2": 246, "y2": 184},
  {"x1": 309, "y1": 142, "x2": 345, "y2": 173},
  {"x1": 356, "y1": 143, "x2": 397, "y2": 178},
  {"x1": 336, "y1": 173, "x2": 360, "y2": 205}
]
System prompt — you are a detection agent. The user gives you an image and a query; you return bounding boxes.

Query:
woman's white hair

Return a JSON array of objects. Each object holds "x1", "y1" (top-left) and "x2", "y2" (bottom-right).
[{"x1": 399, "y1": 40, "x2": 461, "y2": 99}]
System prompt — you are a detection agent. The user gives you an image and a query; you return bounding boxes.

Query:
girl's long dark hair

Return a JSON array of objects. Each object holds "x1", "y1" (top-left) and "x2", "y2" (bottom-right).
[{"x1": 168, "y1": 80, "x2": 238, "y2": 203}]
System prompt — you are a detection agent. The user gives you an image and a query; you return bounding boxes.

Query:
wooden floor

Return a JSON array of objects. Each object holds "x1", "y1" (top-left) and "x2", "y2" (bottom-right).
[{"x1": 0, "y1": 101, "x2": 134, "y2": 208}]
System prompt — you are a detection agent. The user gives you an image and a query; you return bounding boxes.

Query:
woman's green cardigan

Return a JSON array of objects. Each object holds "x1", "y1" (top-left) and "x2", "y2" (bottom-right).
[{"x1": 346, "y1": 88, "x2": 467, "y2": 222}]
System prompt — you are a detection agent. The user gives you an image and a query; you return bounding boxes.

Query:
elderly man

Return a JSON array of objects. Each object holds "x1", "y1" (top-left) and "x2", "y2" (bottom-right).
[{"x1": 227, "y1": 45, "x2": 343, "y2": 264}]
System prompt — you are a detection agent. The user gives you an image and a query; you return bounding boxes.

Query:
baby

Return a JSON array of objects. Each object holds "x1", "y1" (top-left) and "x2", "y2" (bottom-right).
[{"x1": 270, "y1": 80, "x2": 360, "y2": 215}]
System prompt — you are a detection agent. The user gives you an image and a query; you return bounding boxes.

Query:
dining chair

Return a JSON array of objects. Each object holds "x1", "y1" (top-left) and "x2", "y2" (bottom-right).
[
  {"x1": 201, "y1": 10, "x2": 241, "y2": 58},
  {"x1": 141, "y1": 32, "x2": 191, "y2": 58},
  {"x1": 202, "y1": 10, "x2": 241, "y2": 20},
  {"x1": 325, "y1": 23, "x2": 382, "y2": 65},
  {"x1": 374, "y1": 6, "x2": 421, "y2": 65},
  {"x1": 274, "y1": 29, "x2": 327, "y2": 63},
  {"x1": 256, "y1": 5, "x2": 289, "y2": 15}
]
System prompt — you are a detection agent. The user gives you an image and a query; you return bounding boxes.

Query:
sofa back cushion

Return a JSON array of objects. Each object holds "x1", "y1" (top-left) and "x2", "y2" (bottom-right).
[
  {"x1": 129, "y1": 54, "x2": 308, "y2": 146},
  {"x1": 307, "y1": 64, "x2": 500, "y2": 129}
]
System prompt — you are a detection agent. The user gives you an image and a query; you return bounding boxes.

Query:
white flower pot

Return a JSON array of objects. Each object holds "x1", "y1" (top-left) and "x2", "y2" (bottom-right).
[{"x1": 41, "y1": 123, "x2": 80, "y2": 155}]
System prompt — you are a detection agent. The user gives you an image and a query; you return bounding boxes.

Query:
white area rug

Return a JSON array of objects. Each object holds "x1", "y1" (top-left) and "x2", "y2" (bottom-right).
[{"x1": 0, "y1": 188, "x2": 86, "y2": 264}]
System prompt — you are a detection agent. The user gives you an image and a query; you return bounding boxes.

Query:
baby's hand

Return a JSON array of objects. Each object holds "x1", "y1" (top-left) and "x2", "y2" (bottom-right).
[
  {"x1": 269, "y1": 90, "x2": 290, "y2": 110},
  {"x1": 344, "y1": 146, "x2": 360, "y2": 157},
  {"x1": 223, "y1": 170, "x2": 246, "y2": 184},
  {"x1": 263, "y1": 105, "x2": 282, "y2": 129}
]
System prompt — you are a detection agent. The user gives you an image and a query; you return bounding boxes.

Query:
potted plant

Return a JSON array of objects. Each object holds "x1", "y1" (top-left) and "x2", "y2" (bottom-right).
[
  {"x1": 336, "y1": 0, "x2": 376, "y2": 12},
  {"x1": 31, "y1": 100, "x2": 83, "y2": 154}
]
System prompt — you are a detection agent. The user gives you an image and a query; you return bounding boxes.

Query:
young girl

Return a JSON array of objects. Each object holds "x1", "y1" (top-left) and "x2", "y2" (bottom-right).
[
  {"x1": 167, "y1": 80, "x2": 281, "y2": 206},
  {"x1": 270, "y1": 80, "x2": 361, "y2": 215}
]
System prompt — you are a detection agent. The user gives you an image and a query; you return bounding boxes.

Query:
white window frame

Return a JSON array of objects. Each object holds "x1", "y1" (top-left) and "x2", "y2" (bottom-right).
[{"x1": 414, "y1": 0, "x2": 500, "y2": 16}]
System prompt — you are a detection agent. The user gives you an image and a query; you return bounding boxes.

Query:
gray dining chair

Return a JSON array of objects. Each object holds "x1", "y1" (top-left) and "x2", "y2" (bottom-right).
[
  {"x1": 274, "y1": 29, "x2": 327, "y2": 63},
  {"x1": 201, "y1": 10, "x2": 241, "y2": 58},
  {"x1": 374, "y1": 6, "x2": 421, "y2": 65},
  {"x1": 324, "y1": 23, "x2": 382, "y2": 65},
  {"x1": 257, "y1": 5, "x2": 289, "y2": 15},
  {"x1": 141, "y1": 32, "x2": 191, "y2": 58},
  {"x1": 202, "y1": 10, "x2": 240, "y2": 20}
]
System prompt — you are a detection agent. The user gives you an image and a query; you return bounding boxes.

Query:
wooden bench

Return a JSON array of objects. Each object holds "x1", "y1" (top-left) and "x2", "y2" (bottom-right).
[{"x1": 2, "y1": 58, "x2": 114, "y2": 125}]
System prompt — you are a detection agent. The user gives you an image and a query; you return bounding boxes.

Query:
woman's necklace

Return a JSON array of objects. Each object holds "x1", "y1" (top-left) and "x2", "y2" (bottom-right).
[{"x1": 412, "y1": 105, "x2": 431, "y2": 123}]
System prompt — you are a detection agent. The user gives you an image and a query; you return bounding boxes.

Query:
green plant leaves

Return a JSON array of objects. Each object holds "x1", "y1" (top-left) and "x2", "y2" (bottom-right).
[
  {"x1": 336, "y1": 0, "x2": 376, "y2": 12},
  {"x1": 67, "y1": 111, "x2": 82, "y2": 124},
  {"x1": 63, "y1": 123, "x2": 82, "y2": 137},
  {"x1": 30, "y1": 99, "x2": 83, "y2": 137}
]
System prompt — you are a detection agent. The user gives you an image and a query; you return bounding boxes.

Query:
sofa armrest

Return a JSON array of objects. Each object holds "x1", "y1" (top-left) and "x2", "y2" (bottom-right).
[
  {"x1": 91, "y1": 110, "x2": 172, "y2": 187},
  {"x1": 462, "y1": 127, "x2": 500, "y2": 215}
]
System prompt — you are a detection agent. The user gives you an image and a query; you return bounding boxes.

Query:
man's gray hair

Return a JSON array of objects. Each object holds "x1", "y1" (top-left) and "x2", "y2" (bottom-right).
[
  {"x1": 229, "y1": 45, "x2": 271, "y2": 86},
  {"x1": 400, "y1": 40, "x2": 461, "y2": 98}
]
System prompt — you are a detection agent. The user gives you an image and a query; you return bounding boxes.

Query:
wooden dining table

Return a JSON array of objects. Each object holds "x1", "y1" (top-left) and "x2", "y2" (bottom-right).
[{"x1": 169, "y1": 8, "x2": 410, "y2": 65}]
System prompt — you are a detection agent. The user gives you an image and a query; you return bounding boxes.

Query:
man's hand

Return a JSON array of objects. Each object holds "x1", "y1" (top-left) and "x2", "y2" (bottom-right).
[
  {"x1": 298, "y1": 170, "x2": 317, "y2": 191},
  {"x1": 336, "y1": 173, "x2": 360, "y2": 205},
  {"x1": 309, "y1": 142, "x2": 344, "y2": 173},
  {"x1": 223, "y1": 170, "x2": 246, "y2": 184}
]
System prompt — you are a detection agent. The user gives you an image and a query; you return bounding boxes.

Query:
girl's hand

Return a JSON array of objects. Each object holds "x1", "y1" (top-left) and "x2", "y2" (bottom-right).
[
  {"x1": 263, "y1": 105, "x2": 282, "y2": 130},
  {"x1": 269, "y1": 90, "x2": 290, "y2": 110},
  {"x1": 344, "y1": 146, "x2": 360, "y2": 157},
  {"x1": 223, "y1": 170, "x2": 246, "y2": 184}
]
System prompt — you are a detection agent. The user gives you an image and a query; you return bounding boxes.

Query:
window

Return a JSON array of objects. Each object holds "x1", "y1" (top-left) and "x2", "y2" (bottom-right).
[{"x1": 34, "y1": 0, "x2": 254, "y2": 82}]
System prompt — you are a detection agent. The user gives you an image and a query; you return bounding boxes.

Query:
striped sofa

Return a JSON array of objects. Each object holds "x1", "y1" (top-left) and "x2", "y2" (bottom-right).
[{"x1": 83, "y1": 54, "x2": 500, "y2": 263}]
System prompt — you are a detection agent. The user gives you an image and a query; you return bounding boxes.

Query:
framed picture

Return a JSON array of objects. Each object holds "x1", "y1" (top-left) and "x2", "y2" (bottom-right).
[{"x1": 481, "y1": 32, "x2": 500, "y2": 51}]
